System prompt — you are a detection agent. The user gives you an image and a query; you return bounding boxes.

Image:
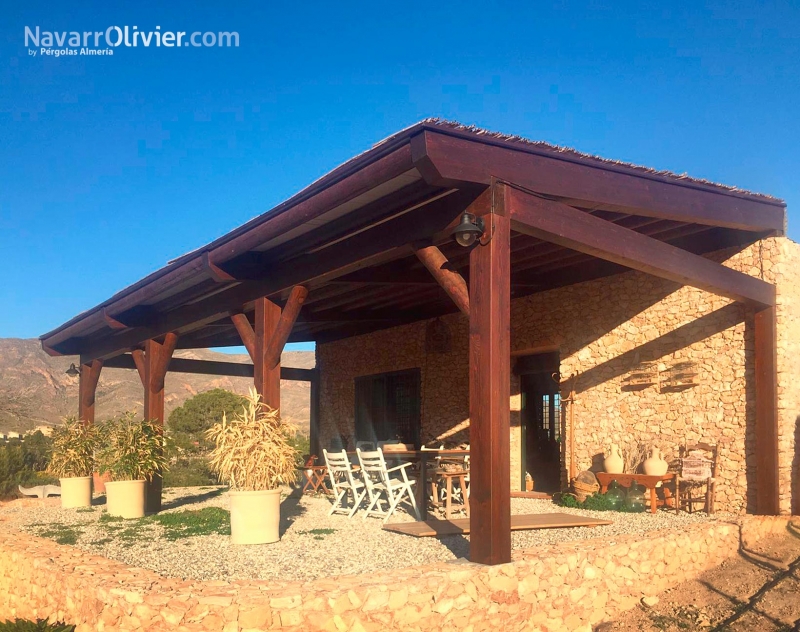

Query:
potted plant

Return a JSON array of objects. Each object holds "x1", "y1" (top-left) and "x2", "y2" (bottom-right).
[
  {"x1": 97, "y1": 413, "x2": 169, "y2": 519},
  {"x1": 206, "y1": 388, "x2": 298, "y2": 544},
  {"x1": 47, "y1": 416, "x2": 98, "y2": 508}
]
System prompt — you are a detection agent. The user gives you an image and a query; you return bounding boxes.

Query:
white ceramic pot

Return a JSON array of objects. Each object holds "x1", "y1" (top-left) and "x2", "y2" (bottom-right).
[
  {"x1": 643, "y1": 447, "x2": 669, "y2": 476},
  {"x1": 60, "y1": 476, "x2": 92, "y2": 509},
  {"x1": 105, "y1": 480, "x2": 146, "y2": 519},
  {"x1": 603, "y1": 444, "x2": 624, "y2": 474},
  {"x1": 230, "y1": 489, "x2": 281, "y2": 545}
]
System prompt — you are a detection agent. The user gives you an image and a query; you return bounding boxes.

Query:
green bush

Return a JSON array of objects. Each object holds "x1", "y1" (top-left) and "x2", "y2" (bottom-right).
[
  {"x1": 0, "y1": 433, "x2": 56, "y2": 500},
  {"x1": 0, "y1": 618, "x2": 74, "y2": 631},
  {"x1": 168, "y1": 389, "x2": 247, "y2": 454},
  {"x1": 162, "y1": 457, "x2": 217, "y2": 487}
]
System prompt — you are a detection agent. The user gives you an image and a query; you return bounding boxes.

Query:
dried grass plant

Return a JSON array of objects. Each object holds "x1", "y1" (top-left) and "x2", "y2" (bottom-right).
[
  {"x1": 205, "y1": 389, "x2": 298, "y2": 491},
  {"x1": 619, "y1": 439, "x2": 647, "y2": 474},
  {"x1": 97, "y1": 413, "x2": 170, "y2": 482},
  {"x1": 47, "y1": 416, "x2": 98, "y2": 478}
]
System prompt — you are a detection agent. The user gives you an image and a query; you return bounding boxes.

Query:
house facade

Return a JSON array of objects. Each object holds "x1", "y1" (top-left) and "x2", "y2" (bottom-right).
[{"x1": 318, "y1": 236, "x2": 800, "y2": 514}]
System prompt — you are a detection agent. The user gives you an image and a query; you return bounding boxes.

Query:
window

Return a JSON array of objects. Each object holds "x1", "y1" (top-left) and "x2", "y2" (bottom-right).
[{"x1": 354, "y1": 369, "x2": 421, "y2": 447}]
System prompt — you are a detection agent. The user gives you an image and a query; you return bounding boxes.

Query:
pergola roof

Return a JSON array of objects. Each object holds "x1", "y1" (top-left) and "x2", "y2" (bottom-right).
[{"x1": 40, "y1": 119, "x2": 786, "y2": 360}]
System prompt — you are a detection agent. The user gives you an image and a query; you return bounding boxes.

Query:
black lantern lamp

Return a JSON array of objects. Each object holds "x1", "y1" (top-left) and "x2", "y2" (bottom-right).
[
  {"x1": 452, "y1": 212, "x2": 485, "y2": 247},
  {"x1": 65, "y1": 363, "x2": 80, "y2": 377}
]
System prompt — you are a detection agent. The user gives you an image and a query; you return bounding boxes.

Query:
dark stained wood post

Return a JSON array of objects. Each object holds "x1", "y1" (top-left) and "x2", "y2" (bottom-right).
[
  {"x1": 468, "y1": 183, "x2": 511, "y2": 565},
  {"x1": 78, "y1": 359, "x2": 103, "y2": 425},
  {"x1": 754, "y1": 306, "x2": 779, "y2": 515},
  {"x1": 143, "y1": 333, "x2": 178, "y2": 514},
  {"x1": 254, "y1": 297, "x2": 282, "y2": 410}
]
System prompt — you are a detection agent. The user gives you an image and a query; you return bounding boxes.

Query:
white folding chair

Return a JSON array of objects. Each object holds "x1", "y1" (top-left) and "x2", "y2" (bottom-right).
[
  {"x1": 323, "y1": 449, "x2": 366, "y2": 518},
  {"x1": 357, "y1": 448, "x2": 421, "y2": 523}
]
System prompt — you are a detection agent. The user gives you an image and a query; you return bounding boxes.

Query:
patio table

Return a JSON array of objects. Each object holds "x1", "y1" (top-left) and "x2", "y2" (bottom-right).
[{"x1": 595, "y1": 472, "x2": 675, "y2": 514}]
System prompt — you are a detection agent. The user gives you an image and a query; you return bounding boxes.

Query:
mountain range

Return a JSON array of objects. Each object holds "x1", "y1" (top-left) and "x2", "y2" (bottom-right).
[{"x1": 0, "y1": 338, "x2": 314, "y2": 434}]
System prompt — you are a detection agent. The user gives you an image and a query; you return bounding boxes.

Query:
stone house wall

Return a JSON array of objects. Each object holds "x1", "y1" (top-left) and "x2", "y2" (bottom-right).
[{"x1": 317, "y1": 237, "x2": 800, "y2": 514}]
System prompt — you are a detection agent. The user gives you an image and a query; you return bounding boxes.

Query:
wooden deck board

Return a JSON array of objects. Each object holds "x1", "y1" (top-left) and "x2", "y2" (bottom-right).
[{"x1": 382, "y1": 513, "x2": 612, "y2": 538}]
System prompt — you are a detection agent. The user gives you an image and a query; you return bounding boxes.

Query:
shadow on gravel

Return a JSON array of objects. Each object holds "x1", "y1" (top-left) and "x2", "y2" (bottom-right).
[
  {"x1": 161, "y1": 487, "x2": 225, "y2": 511},
  {"x1": 279, "y1": 489, "x2": 307, "y2": 536}
]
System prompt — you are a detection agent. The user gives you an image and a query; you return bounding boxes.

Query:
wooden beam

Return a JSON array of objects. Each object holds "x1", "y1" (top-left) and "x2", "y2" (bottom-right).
[
  {"x1": 413, "y1": 244, "x2": 469, "y2": 315},
  {"x1": 755, "y1": 306, "x2": 779, "y2": 515},
  {"x1": 74, "y1": 188, "x2": 482, "y2": 361},
  {"x1": 230, "y1": 312, "x2": 256, "y2": 361},
  {"x1": 254, "y1": 297, "x2": 281, "y2": 410},
  {"x1": 506, "y1": 187, "x2": 776, "y2": 307},
  {"x1": 265, "y1": 286, "x2": 308, "y2": 370},
  {"x1": 103, "y1": 353, "x2": 316, "y2": 381},
  {"x1": 202, "y1": 252, "x2": 237, "y2": 282},
  {"x1": 130, "y1": 349, "x2": 146, "y2": 384},
  {"x1": 469, "y1": 182, "x2": 511, "y2": 565},
  {"x1": 78, "y1": 359, "x2": 103, "y2": 425},
  {"x1": 413, "y1": 129, "x2": 786, "y2": 233},
  {"x1": 143, "y1": 333, "x2": 178, "y2": 514},
  {"x1": 103, "y1": 309, "x2": 128, "y2": 330}
]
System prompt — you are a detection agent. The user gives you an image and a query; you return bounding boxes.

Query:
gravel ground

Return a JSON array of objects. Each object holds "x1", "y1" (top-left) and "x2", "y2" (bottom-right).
[{"x1": 1, "y1": 486, "x2": 723, "y2": 583}]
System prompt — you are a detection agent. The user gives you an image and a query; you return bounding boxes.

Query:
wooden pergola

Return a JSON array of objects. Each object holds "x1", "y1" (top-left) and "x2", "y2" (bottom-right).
[{"x1": 41, "y1": 120, "x2": 786, "y2": 565}]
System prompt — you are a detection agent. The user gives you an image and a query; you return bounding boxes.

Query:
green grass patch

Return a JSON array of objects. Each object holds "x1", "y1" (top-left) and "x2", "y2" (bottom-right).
[
  {"x1": 150, "y1": 507, "x2": 230, "y2": 540},
  {"x1": 296, "y1": 528, "x2": 337, "y2": 540},
  {"x1": 98, "y1": 513, "x2": 124, "y2": 523},
  {"x1": 35, "y1": 524, "x2": 84, "y2": 546},
  {"x1": 0, "y1": 618, "x2": 75, "y2": 631},
  {"x1": 75, "y1": 508, "x2": 95, "y2": 514}
]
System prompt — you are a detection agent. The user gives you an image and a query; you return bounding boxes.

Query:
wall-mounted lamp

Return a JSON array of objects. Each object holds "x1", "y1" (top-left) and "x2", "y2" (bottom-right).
[
  {"x1": 65, "y1": 363, "x2": 80, "y2": 378},
  {"x1": 452, "y1": 212, "x2": 486, "y2": 247}
]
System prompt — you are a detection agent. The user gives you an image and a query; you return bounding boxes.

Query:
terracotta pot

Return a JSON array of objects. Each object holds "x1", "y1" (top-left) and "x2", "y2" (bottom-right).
[
  {"x1": 60, "y1": 476, "x2": 92, "y2": 509},
  {"x1": 105, "y1": 480, "x2": 146, "y2": 519},
  {"x1": 643, "y1": 447, "x2": 669, "y2": 476},
  {"x1": 603, "y1": 444, "x2": 624, "y2": 474},
  {"x1": 230, "y1": 489, "x2": 281, "y2": 544}
]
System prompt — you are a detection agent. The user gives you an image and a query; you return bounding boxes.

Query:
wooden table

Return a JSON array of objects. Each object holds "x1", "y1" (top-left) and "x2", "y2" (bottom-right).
[
  {"x1": 595, "y1": 472, "x2": 675, "y2": 514},
  {"x1": 298, "y1": 456, "x2": 330, "y2": 495},
  {"x1": 350, "y1": 449, "x2": 469, "y2": 520}
]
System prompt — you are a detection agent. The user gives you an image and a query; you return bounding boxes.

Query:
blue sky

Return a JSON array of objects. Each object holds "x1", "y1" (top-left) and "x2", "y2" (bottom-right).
[{"x1": 1, "y1": 1, "x2": 798, "y2": 353}]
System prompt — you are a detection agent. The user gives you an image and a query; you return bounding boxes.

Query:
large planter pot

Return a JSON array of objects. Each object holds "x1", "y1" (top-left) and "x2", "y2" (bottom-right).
[
  {"x1": 230, "y1": 489, "x2": 281, "y2": 545},
  {"x1": 60, "y1": 476, "x2": 92, "y2": 509},
  {"x1": 105, "y1": 480, "x2": 146, "y2": 519}
]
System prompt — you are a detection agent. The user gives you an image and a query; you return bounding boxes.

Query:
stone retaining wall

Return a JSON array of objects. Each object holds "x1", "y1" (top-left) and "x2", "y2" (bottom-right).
[{"x1": 0, "y1": 516, "x2": 795, "y2": 632}]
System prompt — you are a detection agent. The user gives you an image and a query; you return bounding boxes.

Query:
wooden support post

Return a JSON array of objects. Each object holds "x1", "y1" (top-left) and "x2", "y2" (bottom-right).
[
  {"x1": 264, "y1": 286, "x2": 309, "y2": 370},
  {"x1": 78, "y1": 359, "x2": 103, "y2": 425},
  {"x1": 412, "y1": 244, "x2": 470, "y2": 315},
  {"x1": 254, "y1": 297, "x2": 282, "y2": 410},
  {"x1": 230, "y1": 312, "x2": 256, "y2": 360},
  {"x1": 754, "y1": 306, "x2": 779, "y2": 515},
  {"x1": 468, "y1": 183, "x2": 511, "y2": 565},
  {"x1": 130, "y1": 348, "x2": 146, "y2": 385},
  {"x1": 143, "y1": 333, "x2": 178, "y2": 514}
]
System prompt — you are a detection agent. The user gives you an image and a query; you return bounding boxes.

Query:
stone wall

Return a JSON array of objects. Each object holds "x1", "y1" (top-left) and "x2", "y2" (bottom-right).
[
  {"x1": 317, "y1": 237, "x2": 800, "y2": 514},
  {"x1": 0, "y1": 517, "x2": 794, "y2": 631}
]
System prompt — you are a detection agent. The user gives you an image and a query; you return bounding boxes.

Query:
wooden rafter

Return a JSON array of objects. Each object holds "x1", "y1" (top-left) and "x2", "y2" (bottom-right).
[
  {"x1": 412, "y1": 243, "x2": 469, "y2": 315},
  {"x1": 505, "y1": 187, "x2": 776, "y2": 307}
]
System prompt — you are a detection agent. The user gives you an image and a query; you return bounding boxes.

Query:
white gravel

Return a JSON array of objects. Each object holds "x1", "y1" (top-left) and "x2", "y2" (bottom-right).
[{"x1": 1, "y1": 486, "x2": 724, "y2": 583}]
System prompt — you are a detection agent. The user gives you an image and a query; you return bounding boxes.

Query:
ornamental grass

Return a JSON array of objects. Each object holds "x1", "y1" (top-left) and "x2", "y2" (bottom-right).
[
  {"x1": 47, "y1": 416, "x2": 98, "y2": 478},
  {"x1": 96, "y1": 413, "x2": 170, "y2": 482},
  {"x1": 206, "y1": 388, "x2": 298, "y2": 491}
]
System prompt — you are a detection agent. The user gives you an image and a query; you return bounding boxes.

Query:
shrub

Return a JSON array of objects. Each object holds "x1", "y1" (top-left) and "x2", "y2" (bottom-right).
[
  {"x1": 47, "y1": 417, "x2": 98, "y2": 478},
  {"x1": 168, "y1": 389, "x2": 247, "y2": 453},
  {"x1": 206, "y1": 388, "x2": 298, "y2": 490},
  {"x1": 162, "y1": 457, "x2": 217, "y2": 487},
  {"x1": 96, "y1": 413, "x2": 170, "y2": 482},
  {"x1": 0, "y1": 619, "x2": 74, "y2": 631},
  {"x1": 0, "y1": 433, "x2": 56, "y2": 500}
]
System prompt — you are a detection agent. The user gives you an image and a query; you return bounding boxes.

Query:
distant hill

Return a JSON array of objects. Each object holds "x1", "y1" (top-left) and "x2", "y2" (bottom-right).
[{"x1": 0, "y1": 338, "x2": 314, "y2": 434}]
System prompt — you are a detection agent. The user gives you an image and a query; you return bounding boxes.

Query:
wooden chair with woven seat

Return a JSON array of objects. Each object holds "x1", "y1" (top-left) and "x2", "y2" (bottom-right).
[{"x1": 674, "y1": 442, "x2": 718, "y2": 514}]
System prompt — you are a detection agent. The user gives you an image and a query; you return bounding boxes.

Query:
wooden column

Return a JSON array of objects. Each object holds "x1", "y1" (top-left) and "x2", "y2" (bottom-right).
[
  {"x1": 754, "y1": 306, "x2": 779, "y2": 515},
  {"x1": 142, "y1": 333, "x2": 178, "y2": 514},
  {"x1": 233, "y1": 287, "x2": 308, "y2": 411},
  {"x1": 468, "y1": 183, "x2": 511, "y2": 565},
  {"x1": 78, "y1": 359, "x2": 103, "y2": 425},
  {"x1": 254, "y1": 297, "x2": 282, "y2": 409}
]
